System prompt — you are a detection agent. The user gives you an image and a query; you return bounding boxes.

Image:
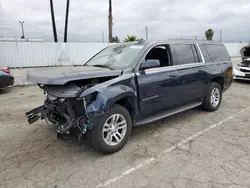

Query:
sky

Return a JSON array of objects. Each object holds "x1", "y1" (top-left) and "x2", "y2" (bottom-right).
[{"x1": 0, "y1": 0, "x2": 250, "y2": 42}]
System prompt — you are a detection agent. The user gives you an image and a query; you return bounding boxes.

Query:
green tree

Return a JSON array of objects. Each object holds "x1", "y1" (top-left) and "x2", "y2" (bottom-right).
[
  {"x1": 124, "y1": 35, "x2": 137, "y2": 42},
  {"x1": 205, "y1": 28, "x2": 214, "y2": 40},
  {"x1": 110, "y1": 36, "x2": 120, "y2": 43}
]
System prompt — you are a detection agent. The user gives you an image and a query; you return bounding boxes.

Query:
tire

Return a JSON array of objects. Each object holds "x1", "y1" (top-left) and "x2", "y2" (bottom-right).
[
  {"x1": 88, "y1": 104, "x2": 132, "y2": 154},
  {"x1": 201, "y1": 82, "x2": 222, "y2": 112}
]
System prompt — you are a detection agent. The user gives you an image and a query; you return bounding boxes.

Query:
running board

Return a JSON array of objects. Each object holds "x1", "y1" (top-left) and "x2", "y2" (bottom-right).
[{"x1": 134, "y1": 101, "x2": 202, "y2": 126}]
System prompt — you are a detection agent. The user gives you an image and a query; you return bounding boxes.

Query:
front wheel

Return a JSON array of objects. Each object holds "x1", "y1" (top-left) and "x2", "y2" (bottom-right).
[
  {"x1": 201, "y1": 82, "x2": 222, "y2": 112},
  {"x1": 88, "y1": 104, "x2": 132, "y2": 154}
]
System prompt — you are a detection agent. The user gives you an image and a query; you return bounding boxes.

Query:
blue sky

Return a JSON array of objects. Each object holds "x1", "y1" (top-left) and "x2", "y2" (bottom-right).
[{"x1": 0, "y1": 0, "x2": 250, "y2": 42}]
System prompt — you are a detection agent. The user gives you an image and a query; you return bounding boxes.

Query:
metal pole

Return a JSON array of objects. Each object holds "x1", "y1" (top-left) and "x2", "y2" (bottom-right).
[
  {"x1": 102, "y1": 30, "x2": 104, "y2": 43},
  {"x1": 64, "y1": 0, "x2": 70, "y2": 42},
  {"x1": 19, "y1": 21, "x2": 25, "y2": 39},
  {"x1": 220, "y1": 30, "x2": 222, "y2": 43},
  {"x1": 145, "y1": 27, "x2": 148, "y2": 40},
  {"x1": 50, "y1": 0, "x2": 58, "y2": 42}
]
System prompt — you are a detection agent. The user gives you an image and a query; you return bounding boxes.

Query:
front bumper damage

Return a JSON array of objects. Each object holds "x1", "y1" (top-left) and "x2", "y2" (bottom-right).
[
  {"x1": 25, "y1": 96, "x2": 101, "y2": 141},
  {"x1": 26, "y1": 105, "x2": 45, "y2": 124}
]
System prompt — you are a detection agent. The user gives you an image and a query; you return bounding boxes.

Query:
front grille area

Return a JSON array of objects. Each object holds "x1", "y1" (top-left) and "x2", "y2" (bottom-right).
[
  {"x1": 240, "y1": 68, "x2": 250, "y2": 73},
  {"x1": 236, "y1": 75, "x2": 250, "y2": 78}
]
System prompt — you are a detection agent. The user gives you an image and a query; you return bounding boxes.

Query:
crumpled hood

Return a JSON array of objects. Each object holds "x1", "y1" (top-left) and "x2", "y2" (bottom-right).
[
  {"x1": 27, "y1": 66, "x2": 122, "y2": 85},
  {"x1": 240, "y1": 45, "x2": 250, "y2": 59}
]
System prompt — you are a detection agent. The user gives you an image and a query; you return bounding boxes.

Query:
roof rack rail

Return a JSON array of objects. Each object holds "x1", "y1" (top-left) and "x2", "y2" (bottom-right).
[{"x1": 136, "y1": 38, "x2": 145, "y2": 43}]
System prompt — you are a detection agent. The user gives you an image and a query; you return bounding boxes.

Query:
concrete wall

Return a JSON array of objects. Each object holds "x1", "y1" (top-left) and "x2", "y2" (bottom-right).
[{"x1": 0, "y1": 42, "x2": 248, "y2": 68}]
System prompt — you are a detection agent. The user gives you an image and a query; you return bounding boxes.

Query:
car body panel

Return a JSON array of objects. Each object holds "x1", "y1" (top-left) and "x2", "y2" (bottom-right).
[
  {"x1": 233, "y1": 67, "x2": 250, "y2": 80},
  {"x1": 136, "y1": 67, "x2": 179, "y2": 118},
  {"x1": 0, "y1": 70, "x2": 14, "y2": 88},
  {"x1": 27, "y1": 66, "x2": 122, "y2": 85},
  {"x1": 178, "y1": 63, "x2": 207, "y2": 104},
  {"x1": 205, "y1": 61, "x2": 233, "y2": 91}
]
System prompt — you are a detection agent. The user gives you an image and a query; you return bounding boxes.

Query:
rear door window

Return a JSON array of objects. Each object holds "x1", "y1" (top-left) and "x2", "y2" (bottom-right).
[
  {"x1": 198, "y1": 45, "x2": 212, "y2": 62},
  {"x1": 191, "y1": 45, "x2": 202, "y2": 63},
  {"x1": 170, "y1": 44, "x2": 196, "y2": 65},
  {"x1": 203, "y1": 44, "x2": 230, "y2": 62}
]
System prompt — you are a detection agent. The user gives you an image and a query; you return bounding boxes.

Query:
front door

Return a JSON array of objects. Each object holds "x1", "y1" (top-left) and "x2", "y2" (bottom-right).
[{"x1": 136, "y1": 45, "x2": 179, "y2": 118}]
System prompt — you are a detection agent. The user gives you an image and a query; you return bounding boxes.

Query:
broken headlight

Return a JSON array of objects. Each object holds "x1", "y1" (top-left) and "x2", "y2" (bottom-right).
[{"x1": 84, "y1": 92, "x2": 98, "y2": 105}]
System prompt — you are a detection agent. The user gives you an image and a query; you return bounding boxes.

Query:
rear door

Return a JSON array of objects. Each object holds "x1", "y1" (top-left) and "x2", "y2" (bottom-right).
[{"x1": 170, "y1": 44, "x2": 208, "y2": 105}]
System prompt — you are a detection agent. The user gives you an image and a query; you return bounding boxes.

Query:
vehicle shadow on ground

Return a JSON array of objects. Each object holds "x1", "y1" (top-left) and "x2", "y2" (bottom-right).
[
  {"x1": 0, "y1": 87, "x2": 11, "y2": 94},
  {"x1": 234, "y1": 80, "x2": 250, "y2": 84},
  {"x1": 130, "y1": 107, "x2": 201, "y2": 139},
  {"x1": 5, "y1": 107, "x2": 203, "y2": 165},
  {"x1": 54, "y1": 107, "x2": 202, "y2": 156}
]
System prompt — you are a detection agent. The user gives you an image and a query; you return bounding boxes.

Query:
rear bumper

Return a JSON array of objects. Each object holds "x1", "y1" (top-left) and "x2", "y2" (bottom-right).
[{"x1": 26, "y1": 105, "x2": 45, "y2": 124}]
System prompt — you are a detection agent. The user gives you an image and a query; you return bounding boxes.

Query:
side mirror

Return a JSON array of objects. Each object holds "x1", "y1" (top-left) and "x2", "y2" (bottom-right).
[{"x1": 140, "y1": 59, "x2": 160, "y2": 70}]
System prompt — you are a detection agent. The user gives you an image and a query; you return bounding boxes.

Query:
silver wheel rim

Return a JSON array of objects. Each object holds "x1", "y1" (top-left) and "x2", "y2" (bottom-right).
[
  {"x1": 102, "y1": 114, "x2": 127, "y2": 146},
  {"x1": 210, "y1": 88, "x2": 220, "y2": 107}
]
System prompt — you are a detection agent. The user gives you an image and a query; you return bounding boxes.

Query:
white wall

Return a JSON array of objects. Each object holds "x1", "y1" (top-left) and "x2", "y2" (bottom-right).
[
  {"x1": 0, "y1": 42, "x2": 111, "y2": 68},
  {"x1": 0, "y1": 42, "x2": 248, "y2": 68},
  {"x1": 224, "y1": 43, "x2": 249, "y2": 57}
]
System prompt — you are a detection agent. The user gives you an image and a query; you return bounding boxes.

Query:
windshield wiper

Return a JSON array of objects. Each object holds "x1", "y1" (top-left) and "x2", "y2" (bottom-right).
[{"x1": 92, "y1": 64, "x2": 114, "y2": 70}]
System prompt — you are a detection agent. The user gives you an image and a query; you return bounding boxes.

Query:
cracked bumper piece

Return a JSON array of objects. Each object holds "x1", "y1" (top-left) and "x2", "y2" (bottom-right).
[{"x1": 26, "y1": 105, "x2": 45, "y2": 124}]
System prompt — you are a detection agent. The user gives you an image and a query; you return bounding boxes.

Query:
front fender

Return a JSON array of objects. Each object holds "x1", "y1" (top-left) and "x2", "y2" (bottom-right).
[
  {"x1": 86, "y1": 85, "x2": 137, "y2": 114},
  {"x1": 81, "y1": 84, "x2": 137, "y2": 129}
]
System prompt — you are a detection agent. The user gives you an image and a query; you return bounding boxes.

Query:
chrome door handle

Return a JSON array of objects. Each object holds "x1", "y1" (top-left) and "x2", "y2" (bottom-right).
[{"x1": 169, "y1": 73, "x2": 178, "y2": 77}]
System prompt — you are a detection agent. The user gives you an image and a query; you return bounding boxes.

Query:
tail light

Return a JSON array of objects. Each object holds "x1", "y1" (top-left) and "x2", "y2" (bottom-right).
[{"x1": 1, "y1": 68, "x2": 10, "y2": 74}]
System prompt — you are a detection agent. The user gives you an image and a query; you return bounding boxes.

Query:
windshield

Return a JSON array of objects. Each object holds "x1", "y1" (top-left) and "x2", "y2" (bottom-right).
[{"x1": 85, "y1": 44, "x2": 145, "y2": 69}]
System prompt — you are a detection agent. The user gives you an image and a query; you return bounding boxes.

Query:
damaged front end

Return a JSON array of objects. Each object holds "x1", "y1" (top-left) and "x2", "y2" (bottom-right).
[{"x1": 26, "y1": 81, "x2": 105, "y2": 141}]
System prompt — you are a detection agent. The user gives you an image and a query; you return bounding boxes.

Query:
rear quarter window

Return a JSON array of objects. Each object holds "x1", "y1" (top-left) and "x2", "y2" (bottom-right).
[{"x1": 202, "y1": 44, "x2": 230, "y2": 62}]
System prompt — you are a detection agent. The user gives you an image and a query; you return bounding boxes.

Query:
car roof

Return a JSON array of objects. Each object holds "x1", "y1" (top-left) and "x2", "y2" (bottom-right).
[{"x1": 120, "y1": 39, "x2": 222, "y2": 47}]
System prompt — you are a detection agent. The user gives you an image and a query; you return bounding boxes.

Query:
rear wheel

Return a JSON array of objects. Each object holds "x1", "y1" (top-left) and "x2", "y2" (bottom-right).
[
  {"x1": 201, "y1": 82, "x2": 222, "y2": 111},
  {"x1": 88, "y1": 104, "x2": 132, "y2": 154}
]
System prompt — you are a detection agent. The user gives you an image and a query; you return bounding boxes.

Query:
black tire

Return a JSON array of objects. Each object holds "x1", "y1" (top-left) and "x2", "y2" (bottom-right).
[
  {"x1": 88, "y1": 104, "x2": 132, "y2": 154},
  {"x1": 201, "y1": 82, "x2": 222, "y2": 112}
]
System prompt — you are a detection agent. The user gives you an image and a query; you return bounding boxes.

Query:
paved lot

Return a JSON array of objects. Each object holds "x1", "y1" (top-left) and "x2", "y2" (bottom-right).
[{"x1": 0, "y1": 80, "x2": 250, "y2": 188}]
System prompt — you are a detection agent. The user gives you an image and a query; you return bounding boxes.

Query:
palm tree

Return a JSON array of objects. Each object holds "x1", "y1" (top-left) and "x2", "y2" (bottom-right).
[
  {"x1": 108, "y1": 0, "x2": 113, "y2": 42},
  {"x1": 50, "y1": 0, "x2": 58, "y2": 42},
  {"x1": 205, "y1": 28, "x2": 214, "y2": 40},
  {"x1": 64, "y1": 0, "x2": 70, "y2": 42},
  {"x1": 110, "y1": 36, "x2": 120, "y2": 43},
  {"x1": 124, "y1": 35, "x2": 137, "y2": 42}
]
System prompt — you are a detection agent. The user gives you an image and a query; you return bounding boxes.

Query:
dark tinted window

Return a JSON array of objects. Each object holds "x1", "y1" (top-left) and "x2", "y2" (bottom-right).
[
  {"x1": 170, "y1": 44, "x2": 196, "y2": 65},
  {"x1": 191, "y1": 45, "x2": 202, "y2": 62},
  {"x1": 198, "y1": 45, "x2": 212, "y2": 62},
  {"x1": 203, "y1": 44, "x2": 230, "y2": 62}
]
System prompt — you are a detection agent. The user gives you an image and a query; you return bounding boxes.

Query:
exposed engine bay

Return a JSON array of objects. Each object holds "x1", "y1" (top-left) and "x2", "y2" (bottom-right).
[
  {"x1": 26, "y1": 76, "x2": 115, "y2": 141},
  {"x1": 240, "y1": 59, "x2": 250, "y2": 67}
]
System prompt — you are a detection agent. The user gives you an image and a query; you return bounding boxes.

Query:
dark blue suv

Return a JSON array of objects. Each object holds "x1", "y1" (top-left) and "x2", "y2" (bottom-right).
[{"x1": 26, "y1": 40, "x2": 233, "y2": 154}]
